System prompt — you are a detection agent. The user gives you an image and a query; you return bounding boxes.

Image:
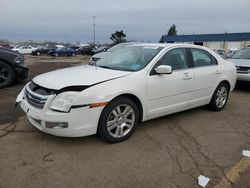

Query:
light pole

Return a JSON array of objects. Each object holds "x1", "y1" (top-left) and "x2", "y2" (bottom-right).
[{"x1": 93, "y1": 16, "x2": 96, "y2": 46}]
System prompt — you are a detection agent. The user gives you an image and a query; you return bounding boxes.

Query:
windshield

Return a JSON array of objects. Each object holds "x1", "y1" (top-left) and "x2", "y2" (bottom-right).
[
  {"x1": 231, "y1": 48, "x2": 250, "y2": 59},
  {"x1": 107, "y1": 43, "x2": 126, "y2": 52},
  {"x1": 95, "y1": 45, "x2": 163, "y2": 71}
]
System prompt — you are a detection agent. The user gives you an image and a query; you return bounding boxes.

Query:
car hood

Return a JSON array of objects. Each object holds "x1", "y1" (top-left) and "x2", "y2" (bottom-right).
[
  {"x1": 32, "y1": 65, "x2": 131, "y2": 90},
  {"x1": 228, "y1": 58, "x2": 250, "y2": 67}
]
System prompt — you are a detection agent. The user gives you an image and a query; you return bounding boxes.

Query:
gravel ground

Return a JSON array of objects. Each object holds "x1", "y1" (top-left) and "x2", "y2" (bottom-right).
[{"x1": 0, "y1": 55, "x2": 249, "y2": 188}]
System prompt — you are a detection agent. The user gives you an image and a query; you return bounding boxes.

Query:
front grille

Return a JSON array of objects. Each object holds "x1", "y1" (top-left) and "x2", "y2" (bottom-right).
[
  {"x1": 24, "y1": 83, "x2": 52, "y2": 109},
  {"x1": 236, "y1": 66, "x2": 250, "y2": 74}
]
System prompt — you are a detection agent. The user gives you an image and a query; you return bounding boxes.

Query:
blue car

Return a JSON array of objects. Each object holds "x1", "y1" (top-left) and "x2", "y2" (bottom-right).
[{"x1": 48, "y1": 47, "x2": 76, "y2": 57}]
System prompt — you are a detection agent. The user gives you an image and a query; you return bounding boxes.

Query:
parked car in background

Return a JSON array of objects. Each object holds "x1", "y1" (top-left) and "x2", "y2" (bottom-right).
[
  {"x1": 69, "y1": 46, "x2": 80, "y2": 50},
  {"x1": 32, "y1": 46, "x2": 55, "y2": 56},
  {"x1": 214, "y1": 49, "x2": 226, "y2": 58},
  {"x1": 0, "y1": 48, "x2": 28, "y2": 88},
  {"x1": 225, "y1": 48, "x2": 238, "y2": 58},
  {"x1": 16, "y1": 43, "x2": 236, "y2": 143},
  {"x1": 55, "y1": 45, "x2": 65, "y2": 48},
  {"x1": 90, "y1": 43, "x2": 133, "y2": 65},
  {"x1": 77, "y1": 46, "x2": 93, "y2": 55},
  {"x1": 90, "y1": 46, "x2": 109, "y2": 56},
  {"x1": 227, "y1": 47, "x2": 250, "y2": 82},
  {"x1": 12, "y1": 45, "x2": 37, "y2": 55},
  {"x1": 48, "y1": 47, "x2": 76, "y2": 57}
]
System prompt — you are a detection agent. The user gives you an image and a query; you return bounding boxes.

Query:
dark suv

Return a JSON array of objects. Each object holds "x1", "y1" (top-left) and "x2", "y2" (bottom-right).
[{"x1": 0, "y1": 48, "x2": 28, "y2": 88}]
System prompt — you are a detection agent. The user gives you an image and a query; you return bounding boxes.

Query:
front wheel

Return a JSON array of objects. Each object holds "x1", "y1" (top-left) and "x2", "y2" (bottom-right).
[
  {"x1": 98, "y1": 97, "x2": 139, "y2": 143},
  {"x1": 209, "y1": 82, "x2": 229, "y2": 111},
  {"x1": 0, "y1": 61, "x2": 14, "y2": 88}
]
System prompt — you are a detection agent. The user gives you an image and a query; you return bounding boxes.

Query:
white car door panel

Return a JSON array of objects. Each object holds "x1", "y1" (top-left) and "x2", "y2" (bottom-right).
[
  {"x1": 147, "y1": 69, "x2": 193, "y2": 118},
  {"x1": 190, "y1": 48, "x2": 222, "y2": 104},
  {"x1": 146, "y1": 48, "x2": 194, "y2": 119}
]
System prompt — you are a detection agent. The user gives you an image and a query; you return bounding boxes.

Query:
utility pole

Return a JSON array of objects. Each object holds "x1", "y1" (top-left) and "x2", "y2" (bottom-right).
[{"x1": 93, "y1": 16, "x2": 96, "y2": 46}]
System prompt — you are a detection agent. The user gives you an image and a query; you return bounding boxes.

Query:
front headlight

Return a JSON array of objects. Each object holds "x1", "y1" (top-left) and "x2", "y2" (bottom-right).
[
  {"x1": 50, "y1": 92, "x2": 80, "y2": 112},
  {"x1": 14, "y1": 56, "x2": 23, "y2": 64}
]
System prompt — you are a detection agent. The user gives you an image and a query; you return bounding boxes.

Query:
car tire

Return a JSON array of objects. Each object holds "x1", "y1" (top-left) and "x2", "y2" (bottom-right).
[
  {"x1": 0, "y1": 61, "x2": 15, "y2": 88},
  {"x1": 36, "y1": 52, "x2": 41, "y2": 56},
  {"x1": 209, "y1": 82, "x2": 229, "y2": 111},
  {"x1": 98, "y1": 97, "x2": 139, "y2": 143},
  {"x1": 54, "y1": 53, "x2": 59, "y2": 57},
  {"x1": 72, "y1": 53, "x2": 76, "y2": 57}
]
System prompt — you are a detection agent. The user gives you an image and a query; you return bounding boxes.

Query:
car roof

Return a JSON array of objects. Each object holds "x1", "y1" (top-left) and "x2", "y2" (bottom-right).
[
  {"x1": 127, "y1": 43, "x2": 208, "y2": 49},
  {"x1": 128, "y1": 43, "x2": 223, "y2": 59}
]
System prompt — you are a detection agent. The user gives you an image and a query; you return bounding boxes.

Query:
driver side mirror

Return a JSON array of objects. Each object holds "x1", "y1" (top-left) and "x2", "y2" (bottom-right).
[{"x1": 154, "y1": 65, "x2": 172, "y2": 74}]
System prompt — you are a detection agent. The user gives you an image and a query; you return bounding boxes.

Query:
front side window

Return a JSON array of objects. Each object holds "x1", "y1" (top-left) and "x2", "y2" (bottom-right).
[
  {"x1": 156, "y1": 48, "x2": 189, "y2": 70},
  {"x1": 191, "y1": 48, "x2": 217, "y2": 67}
]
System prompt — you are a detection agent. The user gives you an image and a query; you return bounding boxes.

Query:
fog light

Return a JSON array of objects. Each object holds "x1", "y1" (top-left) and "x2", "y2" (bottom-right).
[{"x1": 45, "y1": 122, "x2": 68, "y2": 129}]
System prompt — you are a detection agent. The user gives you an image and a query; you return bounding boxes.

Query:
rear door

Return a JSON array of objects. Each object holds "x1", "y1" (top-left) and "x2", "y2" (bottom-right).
[
  {"x1": 189, "y1": 48, "x2": 222, "y2": 104},
  {"x1": 147, "y1": 47, "x2": 194, "y2": 119}
]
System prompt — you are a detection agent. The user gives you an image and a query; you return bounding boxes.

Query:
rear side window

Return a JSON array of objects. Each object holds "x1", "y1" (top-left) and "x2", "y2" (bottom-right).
[{"x1": 190, "y1": 48, "x2": 217, "y2": 67}]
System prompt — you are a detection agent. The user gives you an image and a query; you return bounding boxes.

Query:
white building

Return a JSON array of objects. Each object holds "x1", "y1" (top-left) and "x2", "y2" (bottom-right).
[{"x1": 164, "y1": 32, "x2": 250, "y2": 51}]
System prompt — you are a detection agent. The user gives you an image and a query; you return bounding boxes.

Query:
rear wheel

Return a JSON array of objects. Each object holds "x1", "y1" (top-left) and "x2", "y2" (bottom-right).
[
  {"x1": 36, "y1": 52, "x2": 41, "y2": 56},
  {"x1": 209, "y1": 82, "x2": 229, "y2": 111},
  {"x1": 72, "y1": 53, "x2": 76, "y2": 57},
  {"x1": 98, "y1": 97, "x2": 139, "y2": 143},
  {"x1": 54, "y1": 53, "x2": 59, "y2": 57},
  {"x1": 0, "y1": 61, "x2": 14, "y2": 88}
]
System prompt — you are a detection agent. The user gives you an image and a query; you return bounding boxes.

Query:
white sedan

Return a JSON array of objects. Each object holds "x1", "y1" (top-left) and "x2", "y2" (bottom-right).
[
  {"x1": 16, "y1": 44, "x2": 236, "y2": 143},
  {"x1": 12, "y1": 45, "x2": 37, "y2": 54}
]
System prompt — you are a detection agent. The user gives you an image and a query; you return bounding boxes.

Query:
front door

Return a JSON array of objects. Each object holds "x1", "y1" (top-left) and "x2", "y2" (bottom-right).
[{"x1": 147, "y1": 48, "x2": 194, "y2": 119}]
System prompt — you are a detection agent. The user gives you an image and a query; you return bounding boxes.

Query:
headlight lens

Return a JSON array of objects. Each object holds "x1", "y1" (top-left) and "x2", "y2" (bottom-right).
[
  {"x1": 14, "y1": 56, "x2": 23, "y2": 63},
  {"x1": 50, "y1": 92, "x2": 80, "y2": 112}
]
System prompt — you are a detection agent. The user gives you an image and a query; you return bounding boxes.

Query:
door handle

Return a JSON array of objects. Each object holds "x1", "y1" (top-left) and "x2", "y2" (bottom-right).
[
  {"x1": 183, "y1": 73, "x2": 192, "y2": 80},
  {"x1": 215, "y1": 70, "x2": 221, "y2": 74}
]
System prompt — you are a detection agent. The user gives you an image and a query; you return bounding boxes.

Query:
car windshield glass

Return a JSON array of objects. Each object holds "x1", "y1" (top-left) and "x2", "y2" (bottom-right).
[
  {"x1": 107, "y1": 43, "x2": 126, "y2": 52},
  {"x1": 231, "y1": 48, "x2": 250, "y2": 59},
  {"x1": 96, "y1": 45, "x2": 163, "y2": 71}
]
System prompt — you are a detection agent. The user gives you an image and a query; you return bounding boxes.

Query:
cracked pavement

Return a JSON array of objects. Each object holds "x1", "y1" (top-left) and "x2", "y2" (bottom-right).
[{"x1": 0, "y1": 56, "x2": 250, "y2": 188}]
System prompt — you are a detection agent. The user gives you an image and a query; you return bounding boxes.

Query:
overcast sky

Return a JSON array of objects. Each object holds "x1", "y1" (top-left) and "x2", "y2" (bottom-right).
[{"x1": 1, "y1": 0, "x2": 250, "y2": 43}]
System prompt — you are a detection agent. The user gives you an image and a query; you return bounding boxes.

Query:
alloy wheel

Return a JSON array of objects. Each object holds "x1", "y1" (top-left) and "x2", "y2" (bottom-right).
[
  {"x1": 216, "y1": 86, "x2": 228, "y2": 108},
  {"x1": 106, "y1": 104, "x2": 135, "y2": 138}
]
